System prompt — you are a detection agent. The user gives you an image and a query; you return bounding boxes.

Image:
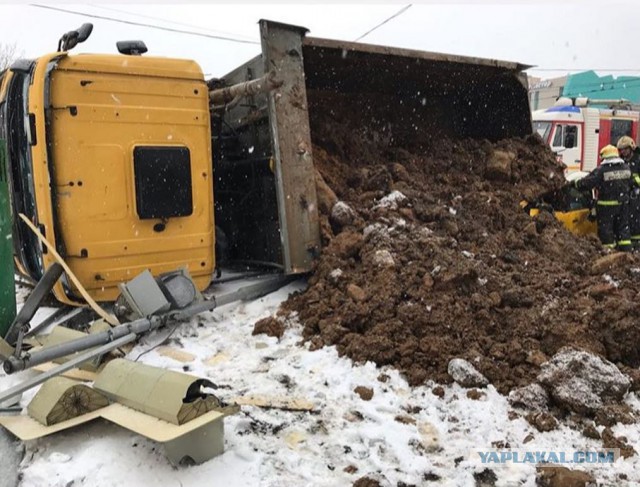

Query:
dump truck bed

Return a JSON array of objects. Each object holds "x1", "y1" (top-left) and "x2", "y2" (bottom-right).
[{"x1": 214, "y1": 20, "x2": 533, "y2": 275}]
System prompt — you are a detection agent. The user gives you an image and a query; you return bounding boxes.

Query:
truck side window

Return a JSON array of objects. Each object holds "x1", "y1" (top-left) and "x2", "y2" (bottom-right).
[
  {"x1": 552, "y1": 125, "x2": 564, "y2": 147},
  {"x1": 564, "y1": 125, "x2": 577, "y2": 149},
  {"x1": 611, "y1": 119, "x2": 633, "y2": 147},
  {"x1": 133, "y1": 146, "x2": 193, "y2": 220}
]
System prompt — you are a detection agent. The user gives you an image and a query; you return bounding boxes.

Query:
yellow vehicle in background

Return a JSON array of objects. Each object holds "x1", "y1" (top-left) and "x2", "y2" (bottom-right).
[{"x1": 522, "y1": 172, "x2": 597, "y2": 236}]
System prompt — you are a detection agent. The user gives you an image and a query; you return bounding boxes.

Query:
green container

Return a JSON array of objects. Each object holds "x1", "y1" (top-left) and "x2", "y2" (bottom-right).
[{"x1": 0, "y1": 138, "x2": 16, "y2": 337}]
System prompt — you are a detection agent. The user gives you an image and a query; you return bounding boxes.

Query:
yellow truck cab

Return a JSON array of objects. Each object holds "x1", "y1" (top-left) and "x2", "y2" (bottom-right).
[{"x1": 0, "y1": 32, "x2": 214, "y2": 304}]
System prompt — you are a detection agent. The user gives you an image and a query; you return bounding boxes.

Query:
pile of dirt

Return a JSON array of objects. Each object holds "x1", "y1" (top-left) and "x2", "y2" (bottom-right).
[{"x1": 276, "y1": 90, "x2": 640, "y2": 395}]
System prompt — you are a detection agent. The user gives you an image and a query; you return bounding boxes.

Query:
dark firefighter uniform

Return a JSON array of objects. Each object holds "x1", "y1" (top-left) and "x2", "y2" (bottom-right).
[
  {"x1": 575, "y1": 145, "x2": 632, "y2": 250},
  {"x1": 617, "y1": 136, "x2": 640, "y2": 249}
]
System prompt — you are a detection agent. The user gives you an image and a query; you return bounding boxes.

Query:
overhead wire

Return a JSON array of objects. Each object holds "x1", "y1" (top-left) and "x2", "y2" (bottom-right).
[
  {"x1": 354, "y1": 4, "x2": 412, "y2": 42},
  {"x1": 29, "y1": 4, "x2": 260, "y2": 45},
  {"x1": 87, "y1": 4, "x2": 256, "y2": 42}
]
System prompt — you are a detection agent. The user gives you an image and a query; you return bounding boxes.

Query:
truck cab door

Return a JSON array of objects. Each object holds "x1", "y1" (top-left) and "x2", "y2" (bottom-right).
[{"x1": 551, "y1": 123, "x2": 582, "y2": 173}]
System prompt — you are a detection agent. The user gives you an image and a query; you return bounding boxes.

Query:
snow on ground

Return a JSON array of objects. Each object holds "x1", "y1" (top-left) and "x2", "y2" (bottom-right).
[{"x1": 1, "y1": 278, "x2": 639, "y2": 486}]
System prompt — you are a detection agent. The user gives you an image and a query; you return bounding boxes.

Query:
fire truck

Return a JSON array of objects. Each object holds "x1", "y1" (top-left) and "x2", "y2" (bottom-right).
[{"x1": 532, "y1": 97, "x2": 640, "y2": 174}]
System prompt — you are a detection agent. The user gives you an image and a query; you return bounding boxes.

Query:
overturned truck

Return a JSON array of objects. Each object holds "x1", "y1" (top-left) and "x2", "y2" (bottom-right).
[{"x1": 0, "y1": 19, "x2": 533, "y2": 316}]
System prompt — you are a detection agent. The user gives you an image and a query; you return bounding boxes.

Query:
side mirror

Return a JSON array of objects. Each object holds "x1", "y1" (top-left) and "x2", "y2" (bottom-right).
[
  {"x1": 116, "y1": 41, "x2": 148, "y2": 56},
  {"x1": 76, "y1": 23, "x2": 94, "y2": 43},
  {"x1": 58, "y1": 23, "x2": 94, "y2": 52}
]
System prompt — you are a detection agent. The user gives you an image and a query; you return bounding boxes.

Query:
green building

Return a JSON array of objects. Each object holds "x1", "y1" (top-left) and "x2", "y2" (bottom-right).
[{"x1": 562, "y1": 71, "x2": 640, "y2": 106}]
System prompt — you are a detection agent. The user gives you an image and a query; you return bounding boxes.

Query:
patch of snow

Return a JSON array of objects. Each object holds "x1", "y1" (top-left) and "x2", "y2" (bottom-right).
[
  {"x1": 363, "y1": 223, "x2": 389, "y2": 240},
  {"x1": 603, "y1": 274, "x2": 620, "y2": 288},
  {"x1": 373, "y1": 191, "x2": 407, "y2": 210},
  {"x1": 329, "y1": 269, "x2": 343, "y2": 281}
]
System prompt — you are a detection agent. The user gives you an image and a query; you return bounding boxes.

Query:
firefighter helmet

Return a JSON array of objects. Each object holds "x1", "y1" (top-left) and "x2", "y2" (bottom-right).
[
  {"x1": 600, "y1": 144, "x2": 619, "y2": 160},
  {"x1": 617, "y1": 136, "x2": 636, "y2": 151}
]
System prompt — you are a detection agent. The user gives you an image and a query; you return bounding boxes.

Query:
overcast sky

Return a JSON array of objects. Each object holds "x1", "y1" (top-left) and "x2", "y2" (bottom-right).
[{"x1": 0, "y1": 1, "x2": 638, "y2": 80}]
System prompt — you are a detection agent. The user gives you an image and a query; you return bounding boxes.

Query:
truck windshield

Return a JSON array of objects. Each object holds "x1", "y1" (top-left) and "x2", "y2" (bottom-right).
[
  {"x1": 533, "y1": 121, "x2": 551, "y2": 142},
  {"x1": 0, "y1": 62, "x2": 44, "y2": 280}
]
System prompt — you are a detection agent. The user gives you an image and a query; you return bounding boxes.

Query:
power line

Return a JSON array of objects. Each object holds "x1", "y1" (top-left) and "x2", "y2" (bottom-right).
[
  {"x1": 354, "y1": 4, "x2": 412, "y2": 42},
  {"x1": 87, "y1": 4, "x2": 256, "y2": 42},
  {"x1": 29, "y1": 4, "x2": 260, "y2": 45}
]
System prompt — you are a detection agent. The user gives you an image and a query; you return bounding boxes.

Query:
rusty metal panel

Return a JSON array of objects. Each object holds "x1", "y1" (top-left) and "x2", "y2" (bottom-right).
[{"x1": 260, "y1": 20, "x2": 320, "y2": 273}]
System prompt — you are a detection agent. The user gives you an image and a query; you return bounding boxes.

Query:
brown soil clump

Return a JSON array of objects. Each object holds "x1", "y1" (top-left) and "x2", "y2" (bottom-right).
[
  {"x1": 281, "y1": 91, "x2": 640, "y2": 394},
  {"x1": 252, "y1": 317, "x2": 285, "y2": 339}
]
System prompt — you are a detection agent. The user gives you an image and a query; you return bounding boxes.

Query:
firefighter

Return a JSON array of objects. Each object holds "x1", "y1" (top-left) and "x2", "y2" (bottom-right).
[
  {"x1": 617, "y1": 136, "x2": 640, "y2": 249},
  {"x1": 574, "y1": 145, "x2": 632, "y2": 250}
]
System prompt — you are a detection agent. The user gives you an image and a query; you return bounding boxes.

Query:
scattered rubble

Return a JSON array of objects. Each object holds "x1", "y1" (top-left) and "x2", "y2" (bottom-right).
[
  {"x1": 537, "y1": 348, "x2": 630, "y2": 414},
  {"x1": 525, "y1": 411, "x2": 558, "y2": 432},
  {"x1": 330, "y1": 201, "x2": 358, "y2": 231},
  {"x1": 508, "y1": 383, "x2": 549, "y2": 411},
  {"x1": 536, "y1": 465, "x2": 595, "y2": 487},
  {"x1": 466, "y1": 389, "x2": 486, "y2": 400},
  {"x1": 594, "y1": 404, "x2": 636, "y2": 427},
  {"x1": 431, "y1": 386, "x2": 445, "y2": 399},
  {"x1": 252, "y1": 316, "x2": 285, "y2": 339},
  {"x1": 473, "y1": 468, "x2": 498, "y2": 487},
  {"x1": 354, "y1": 386, "x2": 374, "y2": 401},
  {"x1": 447, "y1": 358, "x2": 489, "y2": 388},
  {"x1": 601, "y1": 427, "x2": 636, "y2": 458}
]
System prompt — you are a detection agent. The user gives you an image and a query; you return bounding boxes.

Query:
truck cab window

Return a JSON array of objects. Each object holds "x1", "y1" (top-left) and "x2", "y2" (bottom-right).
[
  {"x1": 564, "y1": 125, "x2": 577, "y2": 148},
  {"x1": 533, "y1": 121, "x2": 551, "y2": 141},
  {"x1": 610, "y1": 119, "x2": 633, "y2": 147},
  {"x1": 552, "y1": 125, "x2": 564, "y2": 147}
]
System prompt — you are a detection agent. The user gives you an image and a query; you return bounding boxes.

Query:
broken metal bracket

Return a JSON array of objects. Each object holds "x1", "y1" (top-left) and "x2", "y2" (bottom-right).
[
  {"x1": 5, "y1": 263, "x2": 64, "y2": 345},
  {"x1": 0, "y1": 333, "x2": 136, "y2": 405}
]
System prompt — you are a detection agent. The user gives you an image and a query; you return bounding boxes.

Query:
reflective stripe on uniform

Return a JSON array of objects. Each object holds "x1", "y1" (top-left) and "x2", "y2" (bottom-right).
[
  {"x1": 603, "y1": 169, "x2": 632, "y2": 181},
  {"x1": 618, "y1": 240, "x2": 632, "y2": 246},
  {"x1": 634, "y1": 173, "x2": 640, "y2": 186},
  {"x1": 597, "y1": 200, "x2": 621, "y2": 206},
  {"x1": 632, "y1": 235, "x2": 640, "y2": 241},
  {"x1": 604, "y1": 243, "x2": 617, "y2": 248}
]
